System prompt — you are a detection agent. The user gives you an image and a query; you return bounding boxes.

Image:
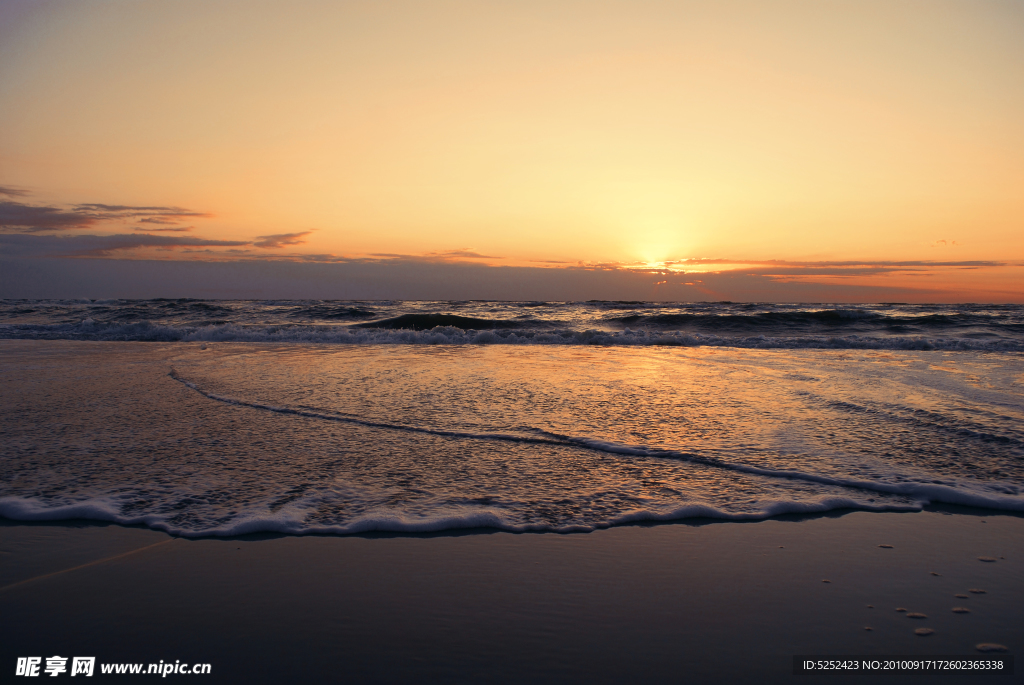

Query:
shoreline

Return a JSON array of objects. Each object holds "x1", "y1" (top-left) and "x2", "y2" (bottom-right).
[
  {"x1": 2, "y1": 501, "x2": 1019, "y2": 541},
  {"x1": 2, "y1": 509, "x2": 1019, "y2": 683}
]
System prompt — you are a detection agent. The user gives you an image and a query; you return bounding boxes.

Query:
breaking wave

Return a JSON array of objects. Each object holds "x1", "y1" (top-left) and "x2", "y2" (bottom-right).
[{"x1": 2, "y1": 319, "x2": 1023, "y2": 350}]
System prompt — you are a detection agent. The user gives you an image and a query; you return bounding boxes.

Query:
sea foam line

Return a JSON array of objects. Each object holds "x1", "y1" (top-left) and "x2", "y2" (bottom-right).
[
  {"x1": 0, "y1": 493, "x2": 920, "y2": 537},
  {"x1": 169, "y1": 370, "x2": 1024, "y2": 513},
  {"x1": 3, "y1": 320, "x2": 1024, "y2": 350},
  {"x1": 168, "y1": 369, "x2": 572, "y2": 448}
]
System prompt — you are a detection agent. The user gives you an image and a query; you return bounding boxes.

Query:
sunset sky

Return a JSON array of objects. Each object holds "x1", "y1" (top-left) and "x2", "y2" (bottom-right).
[{"x1": 1, "y1": 0, "x2": 1022, "y2": 301}]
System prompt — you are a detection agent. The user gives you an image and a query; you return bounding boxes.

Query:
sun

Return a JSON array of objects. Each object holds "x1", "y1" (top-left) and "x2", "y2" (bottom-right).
[{"x1": 630, "y1": 223, "x2": 685, "y2": 269}]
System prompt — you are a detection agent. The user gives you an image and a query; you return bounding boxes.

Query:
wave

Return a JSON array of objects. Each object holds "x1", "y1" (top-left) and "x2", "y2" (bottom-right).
[
  {"x1": 354, "y1": 313, "x2": 525, "y2": 330},
  {"x1": 2, "y1": 300, "x2": 1022, "y2": 346},
  {"x1": 168, "y1": 370, "x2": 1024, "y2": 513},
  {"x1": 606, "y1": 309, "x2": 1022, "y2": 332},
  {"x1": 286, "y1": 305, "x2": 377, "y2": 320},
  {"x1": 3, "y1": 320, "x2": 1024, "y2": 350}
]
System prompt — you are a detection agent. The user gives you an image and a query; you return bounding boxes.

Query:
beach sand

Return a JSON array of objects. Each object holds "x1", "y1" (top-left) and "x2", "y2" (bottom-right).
[{"x1": 1, "y1": 510, "x2": 1019, "y2": 683}]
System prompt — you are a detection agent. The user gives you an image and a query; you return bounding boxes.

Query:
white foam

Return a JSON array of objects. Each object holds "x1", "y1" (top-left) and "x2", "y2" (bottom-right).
[
  {"x1": 0, "y1": 492, "x2": 924, "y2": 538},
  {"x1": 168, "y1": 369, "x2": 570, "y2": 448},
  {"x1": 169, "y1": 370, "x2": 1024, "y2": 516},
  {"x1": 3, "y1": 319, "x2": 1023, "y2": 350},
  {"x1": 4, "y1": 330, "x2": 1020, "y2": 539}
]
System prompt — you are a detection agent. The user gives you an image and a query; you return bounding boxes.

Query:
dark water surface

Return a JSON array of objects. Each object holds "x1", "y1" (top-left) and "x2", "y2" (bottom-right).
[{"x1": 2, "y1": 300, "x2": 1023, "y2": 350}]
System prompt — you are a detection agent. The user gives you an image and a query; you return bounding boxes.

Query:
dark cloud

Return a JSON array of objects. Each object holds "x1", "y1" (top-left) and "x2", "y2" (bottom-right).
[
  {"x1": 366, "y1": 248, "x2": 503, "y2": 262},
  {"x1": 660, "y1": 258, "x2": 1004, "y2": 271},
  {"x1": 286, "y1": 253, "x2": 352, "y2": 263},
  {"x1": 253, "y1": 231, "x2": 312, "y2": 249},
  {"x1": 428, "y1": 248, "x2": 503, "y2": 260},
  {"x1": 733, "y1": 263, "x2": 1004, "y2": 278},
  {"x1": 0, "y1": 185, "x2": 29, "y2": 197},
  {"x1": 4, "y1": 256, "x2": 1020, "y2": 303},
  {"x1": 775, "y1": 259, "x2": 998, "y2": 269},
  {"x1": 0, "y1": 197, "x2": 212, "y2": 232},
  {"x1": 73, "y1": 203, "x2": 210, "y2": 221},
  {"x1": 0, "y1": 201, "x2": 97, "y2": 231},
  {"x1": 614, "y1": 258, "x2": 1008, "y2": 279},
  {"x1": 137, "y1": 226, "x2": 194, "y2": 233},
  {"x1": 179, "y1": 248, "x2": 250, "y2": 254},
  {"x1": 0, "y1": 233, "x2": 248, "y2": 258},
  {"x1": 76, "y1": 203, "x2": 191, "y2": 213}
]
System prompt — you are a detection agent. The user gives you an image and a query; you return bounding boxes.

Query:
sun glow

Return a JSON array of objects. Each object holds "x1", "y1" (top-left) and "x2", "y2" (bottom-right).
[
  {"x1": 628, "y1": 220, "x2": 688, "y2": 267},
  {"x1": 0, "y1": 0, "x2": 1022, "y2": 300}
]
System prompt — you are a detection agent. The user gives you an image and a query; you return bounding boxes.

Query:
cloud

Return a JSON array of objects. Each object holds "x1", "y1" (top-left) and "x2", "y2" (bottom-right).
[
  {"x1": 366, "y1": 248, "x2": 504, "y2": 262},
  {"x1": 620, "y1": 257, "x2": 1005, "y2": 277},
  {"x1": 289, "y1": 253, "x2": 353, "y2": 262},
  {"x1": 658, "y1": 257, "x2": 1001, "y2": 268},
  {"x1": 252, "y1": 231, "x2": 312, "y2": 248},
  {"x1": 0, "y1": 201, "x2": 98, "y2": 231},
  {"x1": 179, "y1": 247, "x2": 253, "y2": 254},
  {"x1": 4, "y1": 256, "x2": 1021, "y2": 303},
  {"x1": 735, "y1": 261, "x2": 1004, "y2": 278},
  {"x1": 0, "y1": 232, "x2": 248, "y2": 258},
  {"x1": 73, "y1": 203, "x2": 210, "y2": 221},
  {"x1": 0, "y1": 193, "x2": 333, "y2": 254},
  {"x1": 138, "y1": 226, "x2": 194, "y2": 233},
  {"x1": 0, "y1": 197, "x2": 211, "y2": 232},
  {"x1": 427, "y1": 248, "x2": 503, "y2": 260}
]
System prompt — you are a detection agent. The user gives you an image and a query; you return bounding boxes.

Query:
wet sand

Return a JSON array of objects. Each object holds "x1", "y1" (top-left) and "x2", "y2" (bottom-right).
[{"x1": 0, "y1": 510, "x2": 1020, "y2": 684}]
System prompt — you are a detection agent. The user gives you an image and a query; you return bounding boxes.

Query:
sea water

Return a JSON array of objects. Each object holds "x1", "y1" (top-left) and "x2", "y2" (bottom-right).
[
  {"x1": 1, "y1": 299, "x2": 1022, "y2": 350},
  {"x1": 1, "y1": 300, "x2": 1022, "y2": 536}
]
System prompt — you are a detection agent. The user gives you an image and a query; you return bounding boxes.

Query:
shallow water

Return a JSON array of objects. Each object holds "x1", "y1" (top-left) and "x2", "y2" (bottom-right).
[{"x1": 1, "y1": 341, "x2": 1021, "y2": 536}]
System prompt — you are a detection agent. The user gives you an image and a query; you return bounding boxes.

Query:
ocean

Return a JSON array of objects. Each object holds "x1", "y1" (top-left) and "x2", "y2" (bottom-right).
[{"x1": 1, "y1": 299, "x2": 1022, "y2": 537}]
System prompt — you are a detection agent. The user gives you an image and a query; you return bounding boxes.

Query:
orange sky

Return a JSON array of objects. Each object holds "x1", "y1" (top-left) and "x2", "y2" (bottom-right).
[{"x1": 1, "y1": 0, "x2": 1022, "y2": 300}]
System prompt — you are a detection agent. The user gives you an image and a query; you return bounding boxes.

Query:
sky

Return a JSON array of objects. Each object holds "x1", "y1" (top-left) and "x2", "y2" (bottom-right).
[{"x1": 1, "y1": 0, "x2": 1022, "y2": 301}]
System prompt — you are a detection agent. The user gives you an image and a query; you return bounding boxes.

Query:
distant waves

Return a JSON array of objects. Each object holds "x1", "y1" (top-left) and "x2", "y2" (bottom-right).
[
  {"x1": 1, "y1": 320, "x2": 1023, "y2": 350},
  {"x1": 1, "y1": 299, "x2": 1022, "y2": 349}
]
